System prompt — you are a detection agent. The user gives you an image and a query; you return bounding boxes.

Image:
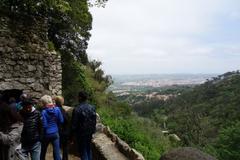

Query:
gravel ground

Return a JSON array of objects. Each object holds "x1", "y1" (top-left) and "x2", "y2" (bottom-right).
[{"x1": 46, "y1": 145, "x2": 79, "y2": 160}]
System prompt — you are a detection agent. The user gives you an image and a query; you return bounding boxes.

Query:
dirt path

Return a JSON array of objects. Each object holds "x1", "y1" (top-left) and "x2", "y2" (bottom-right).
[{"x1": 46, "y1": 146, "x2": 79, "y2": 160}]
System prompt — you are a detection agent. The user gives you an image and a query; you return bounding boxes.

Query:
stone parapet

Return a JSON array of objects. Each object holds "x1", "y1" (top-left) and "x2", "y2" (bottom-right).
[{"x1": 93, "y1": 115, "x2": 145, "y2": 160}]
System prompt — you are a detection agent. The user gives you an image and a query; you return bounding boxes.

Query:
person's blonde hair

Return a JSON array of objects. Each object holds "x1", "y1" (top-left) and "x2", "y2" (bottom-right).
[
  {"x1": 40, "y1": 95, "x2": 53, "y2": 106},
  {"x1": 54, "y1": 96, "x2": 64, "y2": 106}
]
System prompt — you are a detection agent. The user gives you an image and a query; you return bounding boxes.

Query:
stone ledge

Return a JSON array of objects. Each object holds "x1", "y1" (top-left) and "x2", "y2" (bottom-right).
[{"x1": 94, "y1": 117, "x2": 145, "y2": 160}]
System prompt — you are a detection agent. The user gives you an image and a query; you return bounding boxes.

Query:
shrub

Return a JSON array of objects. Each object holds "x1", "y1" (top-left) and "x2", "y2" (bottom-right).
[
  {"x1": 98, "y1": 104, "x2": 175, "y2": 160},
  {"x1": 214, "y1": 122, "x2": 240, "y2": 160}
]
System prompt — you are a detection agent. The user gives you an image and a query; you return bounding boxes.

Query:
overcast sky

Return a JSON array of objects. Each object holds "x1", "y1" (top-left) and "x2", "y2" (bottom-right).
[{"x1": 88, "y1": 0, "x2": 240, "y2": 75}]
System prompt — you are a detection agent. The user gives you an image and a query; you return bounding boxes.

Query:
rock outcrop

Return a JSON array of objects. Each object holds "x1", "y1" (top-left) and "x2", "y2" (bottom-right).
[{"x1": 159, "y1": 147, "x2": 217, "y2": 160}]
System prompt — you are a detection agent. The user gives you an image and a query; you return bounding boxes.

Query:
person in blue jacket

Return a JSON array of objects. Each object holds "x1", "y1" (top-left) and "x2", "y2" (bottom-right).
[{"x1": 40, "y1": 95, "x2": 63, "y2": 160}]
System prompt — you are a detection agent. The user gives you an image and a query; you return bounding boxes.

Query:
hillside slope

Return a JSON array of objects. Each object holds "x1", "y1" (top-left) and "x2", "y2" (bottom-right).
[{"x1": 156, "y1": 71, "x2": 240, "y2": 159}]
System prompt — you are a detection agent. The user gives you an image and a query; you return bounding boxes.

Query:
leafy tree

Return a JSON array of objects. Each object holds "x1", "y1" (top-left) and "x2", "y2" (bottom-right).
[
  {"x1": 0, "y1": 0, "x2": 107, "y2": 62},
  {"x1": 0, "y1": 0, "x2": 110, "y2": 106},
  {"x1": 89, "y1": 60, "x2": 102, "y2": 72},
  {"x1": 61, "y1": 51, "x2": 92, "y2": 105},
  {"x1": 214, "y1": 122, "x2": 240, "y2": 160},
  {"x1": 152, "y1": 72, "x2": 240, "y2": 158}
]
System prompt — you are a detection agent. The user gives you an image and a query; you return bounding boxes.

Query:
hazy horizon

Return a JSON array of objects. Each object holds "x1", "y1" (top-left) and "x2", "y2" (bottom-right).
[
  {"x1": 88, "y1": 0, "x2": 240, "y2": 75},
  {"x1": 110, "y1": 73, "x2": 219, "y2": 76}
]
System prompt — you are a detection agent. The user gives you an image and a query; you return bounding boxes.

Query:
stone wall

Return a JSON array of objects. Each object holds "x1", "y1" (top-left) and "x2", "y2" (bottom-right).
[
  {"x1": 0, "y1": 14, "x2": 62, "y2": 98},
  {"x1": 93, "y1": 115, "x2": 145, "y2": 160}
]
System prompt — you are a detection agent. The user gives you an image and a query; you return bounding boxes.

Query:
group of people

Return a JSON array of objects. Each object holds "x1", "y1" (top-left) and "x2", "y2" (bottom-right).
[{"x1": 0, "y1": 91, "x2": 97, "y2": 160}]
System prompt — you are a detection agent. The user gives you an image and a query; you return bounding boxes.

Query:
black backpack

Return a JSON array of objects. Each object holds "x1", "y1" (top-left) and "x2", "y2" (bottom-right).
[{"x1": 77, "y1": 104, "x2": 96, "y2": 136}]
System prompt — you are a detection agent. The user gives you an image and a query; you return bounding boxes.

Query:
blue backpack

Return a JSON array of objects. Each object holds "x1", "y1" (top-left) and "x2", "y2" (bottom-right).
[{"x1": 77, "y1": 104, "x2": 96, "y2": 136}]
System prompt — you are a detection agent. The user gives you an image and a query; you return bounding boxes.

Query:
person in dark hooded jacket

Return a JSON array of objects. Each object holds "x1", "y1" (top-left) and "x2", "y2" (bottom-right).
[
  {"x1": 20, "y1": 98, "x2": 42, "y2": 160},
  {"x1": 71, "y1": 91, "x2": 96, "y2": 160},
  {"x1": 40, "y1": 95, "x2": 63, "y2": 160}
]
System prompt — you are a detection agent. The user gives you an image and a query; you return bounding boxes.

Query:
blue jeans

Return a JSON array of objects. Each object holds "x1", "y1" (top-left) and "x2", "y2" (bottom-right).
[
  {"x1": 77, "y1": 136, "x2": 92, "y2": 160},
  {"x1": 22, "y1": 141, "x2": 41, "y2": 160},
  {"x1": 40, "y1": 133, "x2": 61, "y2": 160}
]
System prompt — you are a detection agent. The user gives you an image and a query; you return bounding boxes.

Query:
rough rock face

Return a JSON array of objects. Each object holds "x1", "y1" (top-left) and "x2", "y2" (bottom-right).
[
  {"x1": 0, "y1": 14, "x2": 62, "y2": 98},
  {"x1": 159, "y1": 147, "x2": 217, "y2": 160}
]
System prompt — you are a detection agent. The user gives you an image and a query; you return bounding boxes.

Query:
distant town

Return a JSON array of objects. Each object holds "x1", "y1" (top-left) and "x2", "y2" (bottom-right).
[{"x1": 109, "y1": 74, "x2": 217, "y2": 104}]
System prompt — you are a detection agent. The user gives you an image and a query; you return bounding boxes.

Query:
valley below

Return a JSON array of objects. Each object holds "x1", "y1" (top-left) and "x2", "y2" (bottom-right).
[
  {"x1": 110, "y1": 74, "x2": 216, "y2": 105},
  {"x1": 104, "y1": 72, "x2": 240, "y2": 160}
]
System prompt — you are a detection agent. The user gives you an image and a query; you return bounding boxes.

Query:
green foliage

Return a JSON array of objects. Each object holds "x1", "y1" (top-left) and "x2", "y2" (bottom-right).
[
  {"x1": 150, "y1": 71, "x2": 240, "y2": 158},
  {"x1": 0, "y1": 0, "x2": 111, "y2": 107},
  {"x1": 133, "y1": 99, "x2": 165, "y2": 117},
  {"x1": 55, "y1": 0, "x2": 72, "y2": 13},
  {"x1": 88, "y1": 0, "x2": 108, "y2": 7},
  {"x1": 117, "y1": 85, "x2": 192, "y2": 106},
  {"x1": 68, "y1": 0, "x2": 92, "y2": 38},
  {"x1": 214, "y1": 121, "x2": 240, "y2": 160},
  {"x1": 89, "y1": 60, "x2": 102, "y2": 71},
  {"x1": 61, "y1": 52, "x2": 92, "y2": 105},
  {"x1": 125, "y1": 72, "x2": 240, "y2": 159},
  {"x1": 0, "y1": 0, "x2": 107, "y2": 15},
  {"x1": 88, "y1": 60, "x2": 113, "y2": 87},
  {"x1": 48, "y1": 41, "x2": 55, "y2": 51},
  {"x1": 98, "y1": 102, "x2": 176, "y2": 160},
  {"x1": 0, "y1": 0, "x2": 95, "y2": 62},
  {"x1": 1, "y1": 1, "x2": 178, "y2": 159}
]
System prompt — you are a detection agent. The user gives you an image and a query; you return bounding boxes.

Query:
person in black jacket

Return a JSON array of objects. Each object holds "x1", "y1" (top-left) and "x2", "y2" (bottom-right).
[
  {"x1": 20, "y1": 98, "x2": 42, "y2": 160},
  {"x1": 71, "y1": 91, "x2": 96, "y2": 160},
  {"x1": 54, "y1": 96, "x2": 70, "y2": 160}
]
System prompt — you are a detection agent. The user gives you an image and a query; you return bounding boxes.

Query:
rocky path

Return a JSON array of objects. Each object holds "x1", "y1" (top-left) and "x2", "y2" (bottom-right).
[
  {"x1": 92, "y1": 132, "x2": 129, "y2": 160},
  {"x1": 45, "y1": 108, "x2": 144, "y2": 160},
  {"x1": 45, "y1": 132, "x2": 130, "y2": 160}
]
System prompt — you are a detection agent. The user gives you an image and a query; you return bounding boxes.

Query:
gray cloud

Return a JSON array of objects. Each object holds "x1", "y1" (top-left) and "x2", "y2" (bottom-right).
[{"x1": 88, "y1": 0, "x2": 240, "y2": 74}]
